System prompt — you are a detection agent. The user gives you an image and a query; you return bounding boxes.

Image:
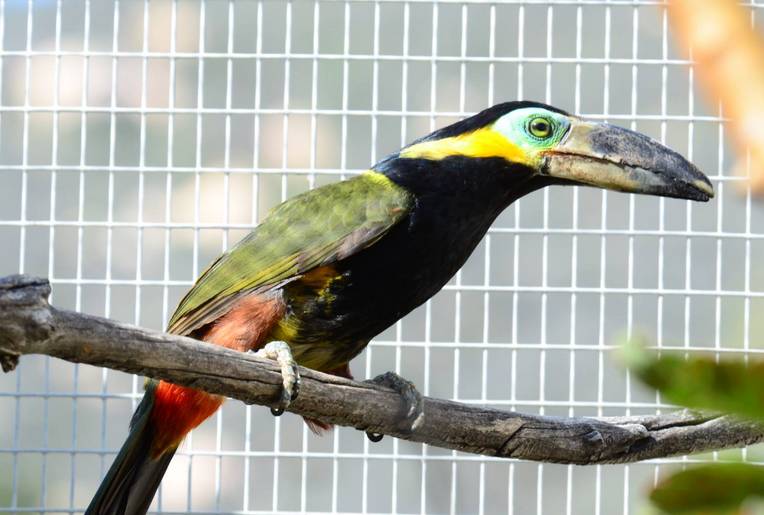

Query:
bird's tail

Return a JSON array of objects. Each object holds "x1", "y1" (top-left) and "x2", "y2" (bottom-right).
[
  {"x1": 86, "y1": 378, "x2": 225, "y2": 515},
  {"x1": 85, "y1": 382, "x2": 177, "y2": 515}
]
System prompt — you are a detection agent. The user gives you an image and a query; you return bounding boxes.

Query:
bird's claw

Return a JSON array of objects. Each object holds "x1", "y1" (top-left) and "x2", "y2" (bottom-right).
[
  {"x1": 252, "y1": 341, "x2": 300, "y2": 416},
  {"x1": 363, "y1": 371, "x2": 424, "y2": 442}
]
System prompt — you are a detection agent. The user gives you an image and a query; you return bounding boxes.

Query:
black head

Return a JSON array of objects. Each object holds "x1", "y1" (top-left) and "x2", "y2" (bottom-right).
[{"x1": 377, "y1": 101, "x2": 713, "y2": 202}]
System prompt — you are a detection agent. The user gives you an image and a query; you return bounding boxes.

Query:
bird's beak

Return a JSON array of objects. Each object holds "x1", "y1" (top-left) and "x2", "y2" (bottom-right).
[{"x1": 542, "y1": 121, "x2": 714, "y2": 201}]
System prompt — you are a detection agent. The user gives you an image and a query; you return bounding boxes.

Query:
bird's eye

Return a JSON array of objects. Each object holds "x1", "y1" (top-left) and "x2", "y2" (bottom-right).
[{"x1": 528, "y1": 117, "x2": 553, "y2": 139}]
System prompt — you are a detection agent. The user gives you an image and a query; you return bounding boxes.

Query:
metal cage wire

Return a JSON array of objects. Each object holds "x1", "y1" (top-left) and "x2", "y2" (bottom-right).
[{"x1": 0, "y1": 0, "x2": 762, "y2": 513}]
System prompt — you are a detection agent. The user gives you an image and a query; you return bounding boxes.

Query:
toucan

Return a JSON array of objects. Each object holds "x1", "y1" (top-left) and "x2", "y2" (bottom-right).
[{"x1": 86, "y1": 101, "x2": 713, "y2": 514}]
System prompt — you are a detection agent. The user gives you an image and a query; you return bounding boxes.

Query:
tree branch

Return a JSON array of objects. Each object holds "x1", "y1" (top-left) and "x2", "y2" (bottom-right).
[{"x1": 1, "y1": 274, "x2": 762, "y2": 465}]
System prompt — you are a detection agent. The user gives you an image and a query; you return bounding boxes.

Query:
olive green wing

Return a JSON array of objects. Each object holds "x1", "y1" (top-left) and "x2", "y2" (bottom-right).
[{"x1": 167, "y1": 172, "x2": 412, "y2": 336}]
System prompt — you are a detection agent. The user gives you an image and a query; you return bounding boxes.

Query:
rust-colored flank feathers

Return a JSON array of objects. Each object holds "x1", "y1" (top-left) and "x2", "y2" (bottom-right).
[{"x1": 150, "y1": 293, "x2": 285, "y2": 457}]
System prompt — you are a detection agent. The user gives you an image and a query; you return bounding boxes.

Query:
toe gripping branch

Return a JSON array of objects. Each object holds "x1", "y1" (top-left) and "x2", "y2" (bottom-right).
[
  {"x1": 251, "y1": 343, "x2": 424, "y2": 443},
  {"x1": 253, "y1": 341, "x2": 301, "y2": 416},
  {"x1": 364, "y1": 371, "x2": 424, "y2": 442}
]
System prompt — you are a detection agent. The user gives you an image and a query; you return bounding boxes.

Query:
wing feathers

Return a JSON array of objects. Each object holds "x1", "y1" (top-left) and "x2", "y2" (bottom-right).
[{"x1": 167, "y1": 172, "x2": 411, "y2": 336}]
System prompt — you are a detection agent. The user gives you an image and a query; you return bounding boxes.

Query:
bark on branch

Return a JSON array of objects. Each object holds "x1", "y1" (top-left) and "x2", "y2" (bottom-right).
[{"x1": 1, "y1": 274, "x2": 762, "y2": 465}]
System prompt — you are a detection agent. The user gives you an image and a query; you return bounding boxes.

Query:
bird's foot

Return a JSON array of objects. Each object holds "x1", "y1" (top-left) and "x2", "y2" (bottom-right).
[
  {"x1": 252, "y1": 341, "x2": 300, "y2": 416},
  {"x1": 364, "y1": 371, "x2": 424, "y2": 442}
]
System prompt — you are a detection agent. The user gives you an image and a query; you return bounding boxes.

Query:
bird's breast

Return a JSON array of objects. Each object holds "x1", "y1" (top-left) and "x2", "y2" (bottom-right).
[{"x1": 276, "y1": 199, "x2": 498, "y2": 368}]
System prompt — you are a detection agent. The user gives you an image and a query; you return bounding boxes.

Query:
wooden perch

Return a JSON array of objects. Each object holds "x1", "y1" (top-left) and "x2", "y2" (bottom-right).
[{"x1": 1, "y1": 274, "x2": 763, "y2": 465}]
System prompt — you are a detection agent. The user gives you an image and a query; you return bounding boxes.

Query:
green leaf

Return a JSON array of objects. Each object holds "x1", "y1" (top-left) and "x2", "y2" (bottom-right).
[
  {"x1": 650, "y1": 463, "x2": 764, "y2": 514},
  {"x1": 620, "y1": 338, "x2": 764, "y2": 421}
]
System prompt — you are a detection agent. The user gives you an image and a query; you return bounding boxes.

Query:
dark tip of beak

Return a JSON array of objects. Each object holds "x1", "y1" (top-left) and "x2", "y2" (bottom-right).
[{"x1": 590, "y1": 124, "x2": 714, "y2": 202}]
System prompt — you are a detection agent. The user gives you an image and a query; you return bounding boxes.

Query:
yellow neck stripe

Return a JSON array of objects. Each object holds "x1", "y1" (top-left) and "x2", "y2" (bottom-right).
[{"x1": 398, "y1": 127, "x2": 531, "y2": 166}]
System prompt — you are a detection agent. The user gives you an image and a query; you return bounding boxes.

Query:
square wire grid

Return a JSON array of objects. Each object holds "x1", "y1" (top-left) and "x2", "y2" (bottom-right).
[{"x1": 0, "y1": 0, "x2": 760, "y2": 514}]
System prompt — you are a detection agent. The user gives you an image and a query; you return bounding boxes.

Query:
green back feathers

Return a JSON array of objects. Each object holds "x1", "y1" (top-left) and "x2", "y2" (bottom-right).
[{"x1": 167, "y1": 172, "x2": 412, "y2": 336}]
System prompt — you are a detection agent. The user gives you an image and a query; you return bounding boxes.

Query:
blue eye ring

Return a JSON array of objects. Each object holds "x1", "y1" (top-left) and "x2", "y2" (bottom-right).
[{"x1": 527, "y1": 116, "x2": 554, "y2": 140}]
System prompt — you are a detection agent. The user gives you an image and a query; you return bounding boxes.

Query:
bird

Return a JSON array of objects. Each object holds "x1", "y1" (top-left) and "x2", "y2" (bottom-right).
[{"x1": 85, "y1": 101, "x2": 713, "y2": 514}]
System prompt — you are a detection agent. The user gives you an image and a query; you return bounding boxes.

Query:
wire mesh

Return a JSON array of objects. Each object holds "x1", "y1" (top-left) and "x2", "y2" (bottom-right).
[{"x1": 0, "y1": 0, "x2": 761, "y2": 513}]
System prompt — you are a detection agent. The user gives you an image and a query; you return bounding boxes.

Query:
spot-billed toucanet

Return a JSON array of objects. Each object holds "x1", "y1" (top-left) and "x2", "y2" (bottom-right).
[{"x1": 86, "y1": 101, "x2": 714, "y2": 514}]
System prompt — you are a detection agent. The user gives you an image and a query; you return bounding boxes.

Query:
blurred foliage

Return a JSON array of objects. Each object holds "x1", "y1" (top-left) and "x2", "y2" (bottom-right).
[
  {"x1": 656, "y1": 7, "x2": 764, "y2": 508},
  {"x1": 622, "y1": 340, "x2": 764, "y2": 514},
  {"x1": 668, "y1": 0, "x2": 764, "y2": 194},
  {"x1": 622, "y1": 340, "x2": 764, "y2": 422},
  {"x1": 649, "y1": 463, "x2": 764, "y2": 514}
]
